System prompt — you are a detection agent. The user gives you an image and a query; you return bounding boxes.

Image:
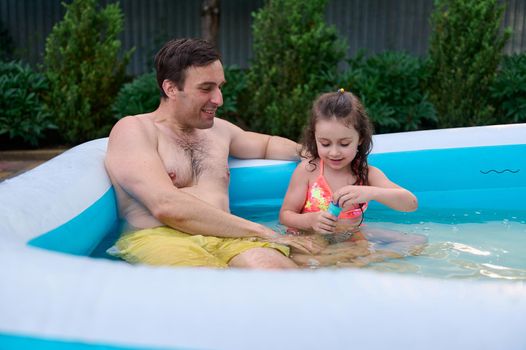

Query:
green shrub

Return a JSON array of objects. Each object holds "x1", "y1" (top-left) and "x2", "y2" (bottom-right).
[
  {"x1": 0, "y1": 61, "x2": 55, "y2": 146},
  {"x1": 427, "y1": 0, "x2": 510, "y2": 128},
  {"x1": 491, "y1": 53, "x2": 526, "y2": 123},
  {"x1": 44, "y1": 0, "x2": 134, "y2": 144},
  {"x1": 244, "y1": 0, "x2": 347, "y2": 140},
  {"x1": 340, "y1": 51, "x2": 437, "y2": 134},
  {"x1": 216, "y1": 66, "x2": 248, "y2": 125},
  {"x1": 113, "y1": 71, "x2": 159, "y2": 120}
]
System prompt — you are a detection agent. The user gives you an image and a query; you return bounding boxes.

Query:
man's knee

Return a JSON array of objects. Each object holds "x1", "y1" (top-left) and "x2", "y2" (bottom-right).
[{"x1": 229, "y1": 247, "x2": 297, "y2": 269}]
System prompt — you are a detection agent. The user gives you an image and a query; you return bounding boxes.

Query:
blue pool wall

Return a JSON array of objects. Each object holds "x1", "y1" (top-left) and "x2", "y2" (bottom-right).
[
  {"x1": 20, "y1": 142, "x2": 526, "y2": 256},
  {"x1": 230, "y1": 144, "x2": 526, "y2": 213}
]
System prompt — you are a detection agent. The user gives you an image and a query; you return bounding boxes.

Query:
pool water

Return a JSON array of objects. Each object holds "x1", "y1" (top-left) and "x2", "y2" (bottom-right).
[{"x1": 238, "y1": 206, "x2": 526, "y2": 281}]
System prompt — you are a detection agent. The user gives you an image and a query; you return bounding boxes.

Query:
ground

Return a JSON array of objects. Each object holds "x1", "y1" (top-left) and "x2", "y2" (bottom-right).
[{"x1": 0, "y1": 149, "x2": 66, "y2": 181}]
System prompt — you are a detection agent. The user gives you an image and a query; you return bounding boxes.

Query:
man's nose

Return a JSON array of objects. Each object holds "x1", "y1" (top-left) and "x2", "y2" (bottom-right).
[{"x1": 212, "y1": 88, "x2": 223, "y2": 106}]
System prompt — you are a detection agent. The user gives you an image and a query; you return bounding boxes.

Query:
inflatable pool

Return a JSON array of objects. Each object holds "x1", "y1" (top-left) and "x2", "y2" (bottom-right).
[{"x1": 1, "y1": 124, "x2": 525, "y2": 350}]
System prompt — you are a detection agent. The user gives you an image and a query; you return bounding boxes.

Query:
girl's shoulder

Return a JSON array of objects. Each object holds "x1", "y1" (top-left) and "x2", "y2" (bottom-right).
[
  {"x1": 367, "y1": 165, "x2": 389, "y2": 183},
  {"x1": 367, "y1": 165, "x2": 384, "y2": 175},
  {"x1": 367, "y1": 164, "x2": 377, "y2": 171},
  {"x1": 293, "y1": 158, "x2": 321, "y2": 183},
  {"x1": 297, "y1": 158, "x2": 321, "y2": 172}
]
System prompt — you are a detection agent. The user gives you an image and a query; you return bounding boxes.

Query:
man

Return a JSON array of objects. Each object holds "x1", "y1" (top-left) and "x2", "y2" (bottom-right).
[{"x1": 105, "y1": 38, "x2": 324, "y2": 269}]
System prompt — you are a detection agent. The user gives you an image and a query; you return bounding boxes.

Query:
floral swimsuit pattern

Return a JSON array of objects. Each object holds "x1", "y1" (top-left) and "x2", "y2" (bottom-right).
[{"x1": 302, "y1": 159, "x2": 368, "y2": 219}]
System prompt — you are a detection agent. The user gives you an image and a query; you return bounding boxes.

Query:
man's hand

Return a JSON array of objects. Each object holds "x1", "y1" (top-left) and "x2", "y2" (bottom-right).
[{"x1": 262, "y1": 232, "x2": 327, "y2": 255}]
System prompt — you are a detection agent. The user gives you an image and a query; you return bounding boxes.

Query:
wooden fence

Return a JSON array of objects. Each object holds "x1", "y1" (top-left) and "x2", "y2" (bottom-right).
[{"x1": 1, "y1": 0, "x2": 525, "y2": 76}]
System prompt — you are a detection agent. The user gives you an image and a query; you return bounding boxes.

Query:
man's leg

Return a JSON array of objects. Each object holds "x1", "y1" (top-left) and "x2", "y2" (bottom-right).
[{"x1": 229, "y1": 247, "x2": 297, "y2": 269}]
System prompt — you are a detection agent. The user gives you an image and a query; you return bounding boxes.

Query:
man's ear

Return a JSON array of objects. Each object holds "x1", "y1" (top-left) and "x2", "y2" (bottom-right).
[{"x1": 162, "y1": 79, "x2": 178, "y2": 99}]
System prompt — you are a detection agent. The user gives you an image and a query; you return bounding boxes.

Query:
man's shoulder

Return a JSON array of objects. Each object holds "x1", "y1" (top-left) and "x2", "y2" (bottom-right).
[
  {"x1": 108, "y1": 114, "x2": 159, "y2": 148},
  {"x1": 112, "y1": 114, "x2": 156, "y2": 135},
  {"x1": 116, "y1": 114, "x2": 154, "y2": 127},
  {"x1": 211, "y1": 117, "x2": 237, "y2": 138},
  {"x1": 213, "y1": 117, "x2": 234, "y2": 130}
]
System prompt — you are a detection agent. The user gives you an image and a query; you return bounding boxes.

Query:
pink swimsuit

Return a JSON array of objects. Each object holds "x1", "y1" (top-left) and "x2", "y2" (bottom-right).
[{"x1": 302, "y1": 160, "x2": 368, "y2": 219}]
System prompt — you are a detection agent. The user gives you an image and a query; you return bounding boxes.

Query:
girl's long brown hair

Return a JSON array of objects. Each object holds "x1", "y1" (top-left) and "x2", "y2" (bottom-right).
[{"x1": 300, "y1": 90, "x2": 374, "y2": 185}]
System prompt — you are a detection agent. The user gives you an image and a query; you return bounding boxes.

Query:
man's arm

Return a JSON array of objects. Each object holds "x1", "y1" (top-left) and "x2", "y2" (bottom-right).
[
  {"x1": 105, "y1": 117, "x2": 325, "y2": 254},
  {"x1": 222, "y1": 118, "x2": 300, "y2": 160},
  {"x1": 105, "y1": 116, "x2": 273, "y2": 239}
]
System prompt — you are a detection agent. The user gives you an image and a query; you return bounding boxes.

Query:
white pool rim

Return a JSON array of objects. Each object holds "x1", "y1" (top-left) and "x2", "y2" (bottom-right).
[{"x1": 1, "y1": 123, "x2": 525, "y2": 350}]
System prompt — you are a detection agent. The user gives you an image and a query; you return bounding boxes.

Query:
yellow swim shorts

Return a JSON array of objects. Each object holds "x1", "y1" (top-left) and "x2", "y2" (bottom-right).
[{"x1": 110, "y1": 226, "x2": 290, "y2": 268}]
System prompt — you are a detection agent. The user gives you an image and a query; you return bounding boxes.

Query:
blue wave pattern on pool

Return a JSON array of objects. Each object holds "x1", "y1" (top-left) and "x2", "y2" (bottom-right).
[
  {"x1": 230, "y1": 144, "x2": 526, "y2": 213},
  {"x1": 369, "y1": 144, "x2": 525, "y2": 210}
]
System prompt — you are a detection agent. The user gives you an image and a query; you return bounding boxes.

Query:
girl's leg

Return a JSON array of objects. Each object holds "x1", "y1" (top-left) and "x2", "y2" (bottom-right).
[
  {"x1": 291, "y1": 227, "x2": 427, "y2": 268},
  {"x1": 361, "y1": 226, "x2": 427, "y2": 256},
  {"x1": 291, "y1": 238, "x2": 371, "y2": 267}
]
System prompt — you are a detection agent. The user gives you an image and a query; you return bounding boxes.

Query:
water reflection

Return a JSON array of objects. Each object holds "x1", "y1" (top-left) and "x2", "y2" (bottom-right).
[{"x1": 237, "y1": 206, "x2": 526, "y2": 281}]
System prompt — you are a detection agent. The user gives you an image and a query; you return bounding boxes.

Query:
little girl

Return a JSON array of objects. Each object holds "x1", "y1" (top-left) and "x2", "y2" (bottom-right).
[{"x1": 279, "y1": 89, "x2": 426, "y2": 267}]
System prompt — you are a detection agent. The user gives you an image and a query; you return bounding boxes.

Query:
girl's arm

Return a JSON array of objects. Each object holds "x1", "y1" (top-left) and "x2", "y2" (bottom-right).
[
  {"x1": 280, "y1": 162, "x2": 337, "y2": 233},
  {"x1": 367, "y1": 166, "x2": 418, "y2": 211},
  {"x1": 333, "y1": 166, "x2": 418, "y2": 212}
]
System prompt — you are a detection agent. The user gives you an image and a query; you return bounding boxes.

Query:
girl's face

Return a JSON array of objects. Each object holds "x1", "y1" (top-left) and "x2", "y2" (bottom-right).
[{"x1": 315, "y1": 118, "x2": 360, "y2": 170}]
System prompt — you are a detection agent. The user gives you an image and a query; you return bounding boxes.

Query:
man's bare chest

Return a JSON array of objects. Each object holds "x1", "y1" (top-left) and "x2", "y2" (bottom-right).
[{"x1": 158, "y1": 134, "x2": 229, "y2": 188}]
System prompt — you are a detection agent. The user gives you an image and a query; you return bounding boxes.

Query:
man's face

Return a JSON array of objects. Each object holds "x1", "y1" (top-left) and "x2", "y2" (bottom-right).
[{"x1": 175, "y1": 60, "x2": 225, "y2": 129}]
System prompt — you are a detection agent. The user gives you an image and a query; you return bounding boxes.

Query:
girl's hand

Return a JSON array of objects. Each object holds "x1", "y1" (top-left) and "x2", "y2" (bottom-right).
[
  {"x1": 307, "y1": 211, "x2": 338, "y2": 234},
  {"x1": 333, "y1": 185, "x2": 375, "y2": 209}
]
